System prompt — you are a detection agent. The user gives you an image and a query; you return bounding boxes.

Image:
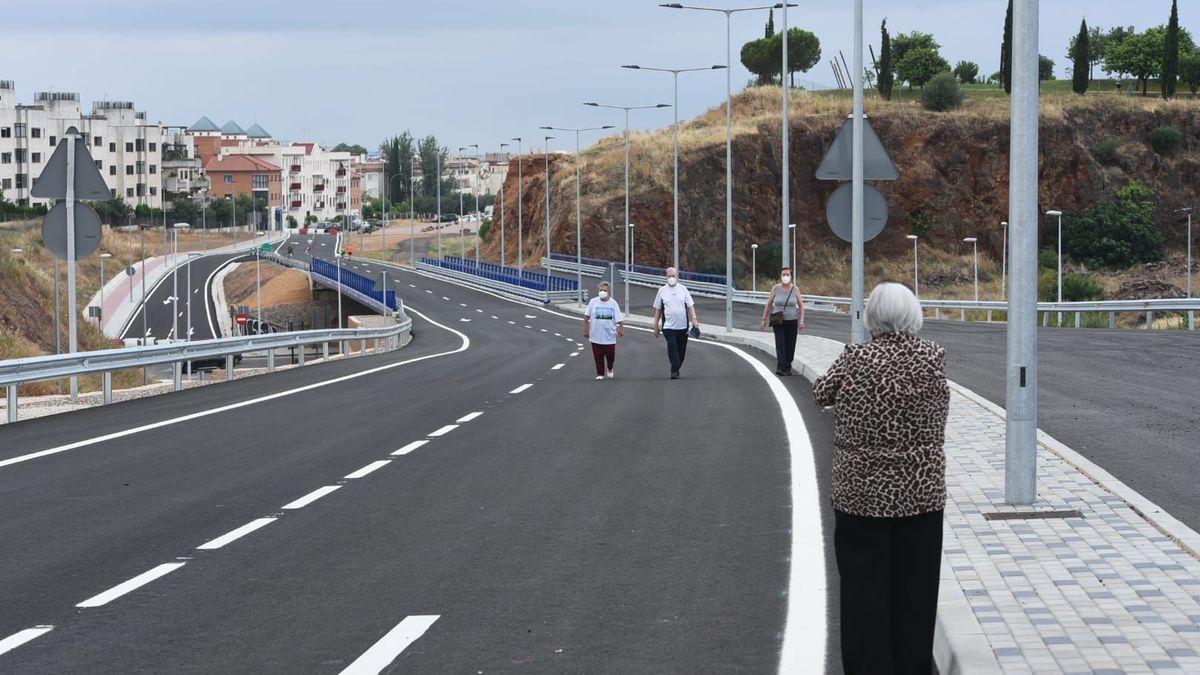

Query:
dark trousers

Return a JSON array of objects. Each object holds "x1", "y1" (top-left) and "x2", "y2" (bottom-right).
[
  {"x1": 662, "y1": 328, "x2": 689, "y2": 373},
  {"x1": 590, "y1": 342, "x2": 615, "y2": 376},
  {"x1": 834, "y1": 508, "x2": 943, "y2": 675},
  {"x1": 772, "y1": 319, "x2": 799, "y2": 372}
]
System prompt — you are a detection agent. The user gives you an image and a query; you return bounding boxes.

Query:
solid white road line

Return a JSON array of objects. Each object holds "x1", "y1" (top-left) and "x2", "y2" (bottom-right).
[
  {"x1": 509, "y1": 383, "x2": 533, "y2": 394},
  {"x1": 0, "y1": 305, "x2": 471, "y2": 471},
  {"x1": 338, "y1": 615, "x2": 440, "y2": 675},
  {"x1": 345, "y1": 460, "x2": 391, "y2": 479},
  {"x1": 391, "y1": 440, "x2": 428, "y2": 456},
  {"x1": 551, "y1": 364, "x2": 565, "y2": 370},
  {"x1": 282, "y1": 485, "x2": 342, "y2": 510},
  {"x1": 0, "y1": 626, "x2": 54, "y2": 657},
  {"x1": 427, "y1": 424, "x2": 458, "y2": 437},
  {"x1": 196, "y1": 518, "x2": 277, "y2": 551},
  {"x1": 455, "y1": 412, "x2": 483, "y2": 423},
  {"x1": 76, "y1": 562, "x2": 187, "y2": 607}
]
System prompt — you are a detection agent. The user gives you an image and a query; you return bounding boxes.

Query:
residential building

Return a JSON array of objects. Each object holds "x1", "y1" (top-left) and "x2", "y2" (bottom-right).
[
  {"x1": 358, "y1": 158, "x2": 385, "y2": 200},
  {"x1": 0, "y1": 81, "x2": 163, "y2": 208}
]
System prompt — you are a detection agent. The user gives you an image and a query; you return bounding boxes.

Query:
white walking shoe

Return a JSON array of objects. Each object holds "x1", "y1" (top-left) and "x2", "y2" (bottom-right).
[
  {"x1": 606, "y1": 369, "x2": 614, "y2": 379},
  {"x1": 595, "y1": 375, "x2": 604, "y2": 380}
]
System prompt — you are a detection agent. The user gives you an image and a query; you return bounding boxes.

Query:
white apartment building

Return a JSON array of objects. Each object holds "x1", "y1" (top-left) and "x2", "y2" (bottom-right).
[
  {"x1": 448, "y1": 154, "x2": 508, "y2": 199},
  {"x1": 0, "y1": 81, "x2": 163, "y2": 208}
]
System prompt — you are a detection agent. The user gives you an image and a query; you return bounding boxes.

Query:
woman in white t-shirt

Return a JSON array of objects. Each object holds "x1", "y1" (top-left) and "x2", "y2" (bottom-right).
[{"x1": 582, "y1": 282, "x2": 625, "y2": 380}]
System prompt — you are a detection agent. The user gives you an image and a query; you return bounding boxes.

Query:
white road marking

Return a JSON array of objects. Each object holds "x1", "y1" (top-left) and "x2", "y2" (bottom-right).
[
  {"x1": 76, "y1": 562, "x2": 187, "y2": 607},
  {"x1": 196, "y1": 518, "x2": 277, "y2": 550},
  {"x1": 0, "y1": 626, "x2": 54, "y2": 657},
  {"x1": 0, "y1": 305, "x2": 470, "y2": 471},
  {"x1": 459, "y1": 302, "x2": 467, "y2": 307},
  {"x1": 409, "y1": 284, "x2": 416, "y2": 288},
  {"x1": 524, "y1": 325, "x2": 532, "y2": 329},
  {"x1": 456, "y1": 412, "x2": 483, "y2": 423},
  {"x1": 491, "y1": 315, "x2": 498, "y2": 319},
  {"x1": 476, "y1": 308, "x2": 483, "y2": 313},
  {"x1": 427, "y1": 424, "x2": 458, "y2": 437},
  {"x1": 524, "y1": 314, "x2": 536, "y2": 319},
  {"x1": 442, "y1": 296, "x2": 450, "y2": 301},
  {"x1": 554, "y1": 333, "x2": 561, "y2": 337},
  {"x1": 569, "y1": 352, "x2": 579, "y2": 357},
  {"x1": 425, "y1": 289, "x2": 432, "y2": 293},
  {"x1": 507, "y1": 320, "x2": 515, "y2": 324},
  {"x1": 193, "y1": 288, "x2": 199, "y2": 294},
  {"x1": 510, "y1": 383, "x2": 533, "y2": 394},
  {"x1": 392, "y1": 440, "x2": 428, "y2": 456},
  {"x1": 339, "y1": 615, "x2": 440, "y2": 675},
  {"x1": 460, "y1": 318, "x2": 471, "y2": 322},
  {"x1": 540, "y1": 329, "x2": 547, "y2": 332},
  {"x1": 282, "y1": 485, "x2": 342, "y2": 510},
  {"x1": 345, "y1": 460, "x2": 391, "y2": 479},
  {"x1": 552, "y1": 364, "x2": 565, "y2": 370}
]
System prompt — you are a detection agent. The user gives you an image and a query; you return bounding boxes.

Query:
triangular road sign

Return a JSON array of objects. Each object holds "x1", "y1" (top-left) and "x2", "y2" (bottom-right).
[
  {"x1": 31, "y1": 133, "x2": 111, "y2": 199},
  {"x1": 815, "y1": 116, "x2": 899, "y2": 181}
]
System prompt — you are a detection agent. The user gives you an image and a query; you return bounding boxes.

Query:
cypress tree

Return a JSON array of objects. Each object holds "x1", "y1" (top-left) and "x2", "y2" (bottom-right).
[
  {"x1": 1002, "y1": 0, "x2": 1014, "y2": 94},
  {"x1": 765, "y1": 9, "x2": 775, "y2": 39},
  {"x1": 1164, "y1": 0, "x2": 1180, "y2": 99},
  {"x1": 878, "y1": 19, "x2": 894, "y2": 100},
  {"x1": 1072, "y1": 19, "x2": 1090, "y2": 95}
]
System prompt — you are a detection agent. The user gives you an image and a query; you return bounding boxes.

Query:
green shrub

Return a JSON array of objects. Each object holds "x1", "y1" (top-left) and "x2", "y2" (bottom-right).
[
  {"x1": 921, "y1": 72, "x2": 963, "y2": 111},
  {"x1": 1059, "y1": 180, "x2": 1164, "y2": 269},
  {"x1": 1038, "y1": 248, "x2": 1059, "y2": 271},
  {"x1": 1091, "y1": 138, "x2": 1120, "y2": 165},
  {"x1": 1148, "y1": 125, "x2": 1182, "y2": 155},
  {"x1": 1037, "y1": 270, "x2": 1102, "y2": 302}
]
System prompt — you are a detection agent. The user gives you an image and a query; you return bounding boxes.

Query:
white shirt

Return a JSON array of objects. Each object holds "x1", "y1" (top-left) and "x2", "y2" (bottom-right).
[
  {"x1": 584, "y1": 297, "x2": 624, "y2": 345},
  {"x1": 653, "y1": 283, "x2": 694, "y2": 330}
]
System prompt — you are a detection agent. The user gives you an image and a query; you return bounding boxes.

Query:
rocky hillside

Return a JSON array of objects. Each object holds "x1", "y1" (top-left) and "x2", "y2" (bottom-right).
[{"x1": 483, "y1": 87, "x2": 1200, "y2": 279}]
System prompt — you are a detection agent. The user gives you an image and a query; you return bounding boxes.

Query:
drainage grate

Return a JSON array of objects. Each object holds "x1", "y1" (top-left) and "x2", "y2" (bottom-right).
[{"x1": 983, "y1": 509, "x2": 1084, "y2": 521}]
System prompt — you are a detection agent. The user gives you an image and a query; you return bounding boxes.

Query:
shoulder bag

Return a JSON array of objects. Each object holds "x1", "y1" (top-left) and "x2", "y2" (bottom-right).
[{"x1": 769, "y1": 286, "x2": 794, "y2": 327}]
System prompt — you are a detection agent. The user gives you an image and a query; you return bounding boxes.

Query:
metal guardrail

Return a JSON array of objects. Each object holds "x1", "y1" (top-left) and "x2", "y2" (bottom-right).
[
  {"x1": 541, "y1": 257, "x2": 731, "y2": 298},
  {"x1": 2, "y1": 315, "x2": 413, "y2": 423},
  {"x1": 416, "y1": 261, "x2": 585, "y2": 304}
]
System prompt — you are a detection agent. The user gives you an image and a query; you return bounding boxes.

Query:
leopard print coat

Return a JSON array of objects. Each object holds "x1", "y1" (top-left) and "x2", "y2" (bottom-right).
[{"x1": 812, "y1": 332, "x2": 950, "y2": 518}]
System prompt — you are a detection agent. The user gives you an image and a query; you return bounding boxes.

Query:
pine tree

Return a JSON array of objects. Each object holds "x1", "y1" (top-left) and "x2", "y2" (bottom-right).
[
  {"x1": 878, "y1": 19, "x2": 894, "y2": 100},
  {"x1": 1002, "y1": 0, "x2": 1014, "y2": 94},
  {"x1": 1164, "y1": 0, "x2": 1180, "y2": 99},
  {"x1": 1072, "y1": 19, "x2": 1090, "y2": 95},
  {"x1": 765, "y1": 9, "x2": 774, "y2": 39}
]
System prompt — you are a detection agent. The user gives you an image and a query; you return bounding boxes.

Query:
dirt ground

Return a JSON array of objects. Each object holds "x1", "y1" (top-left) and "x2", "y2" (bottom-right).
[{"x1": 224, "y1": 263, "x2": 311, "y2": 308}]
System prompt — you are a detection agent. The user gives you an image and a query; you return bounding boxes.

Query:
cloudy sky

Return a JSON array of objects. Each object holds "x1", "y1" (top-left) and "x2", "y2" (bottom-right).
[{"x1": 2, "y1": 1, "x2": 1184, "y2": 152}]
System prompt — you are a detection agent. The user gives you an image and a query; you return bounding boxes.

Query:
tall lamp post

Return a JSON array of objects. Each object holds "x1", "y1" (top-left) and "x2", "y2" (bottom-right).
[
  {"x1": 621, "y1": 63, "x2": 726, "y2": 270},
  {"x1": 387, "y1": 172, "x2": 405, "y2": 263},
  {"x1": 1177, "y1": 207, "x2": 1194, "y2": 330},
  {"x1": 750, "y1": 243, "x2": 758, "y2": 291},
  {"x1": 1046, "y1": 209, "x2": 1063, "y2": 323},
  {"x1": 510, "y1": 137, "x2": 523, "y2": 276},
  {"x1": 464, "y1": 144, "x2": 480, "y2": 263},
  {"x1": 907, "y1": 234, "x2": 920, "y2": 298},
  {"x1": 98, "y1": 252, "x2": 111, "y2": 330},
  {"x1": 660, "y1": 2, "x2": 785, "y2": 333},
  {"x1": 540, "y1": 124, "x2": 615, "y2": 304},
  {"x1": 542, "y1": 135, "x2": 555, "y2": 276},
  {"x1": 628, "y1": 223, "x2": 636, "y2": 270},
  {"x1": 1001, "y1": 220, "x2": 1008, "y2": 299},
  {"x1": 456, "y1": 148, "x2": 469, "y2": 260},
  {"x1": 963, "y1": 236, "x2": 979, "y2": 303},
  {"x1": 583, "y1": 101, "x2": 671, "y2": 311},
  {"x1": 499, "y1": 142, "x2": 511, "y2": 267},
  {"x1": 171, "y1": 223, "x2": 189, "y2": 341},
  {"x1": 435, "y1": 151, "x2": 444, "y2": 259},
  {"x1": 788, "y1": 222, "x2": 797, "y2": 271}
]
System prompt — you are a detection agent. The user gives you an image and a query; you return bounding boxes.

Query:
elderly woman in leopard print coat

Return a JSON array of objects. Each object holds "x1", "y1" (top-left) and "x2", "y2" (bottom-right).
[{"x1": 813, "y1": 282, "x2": 950, "y2": 675}]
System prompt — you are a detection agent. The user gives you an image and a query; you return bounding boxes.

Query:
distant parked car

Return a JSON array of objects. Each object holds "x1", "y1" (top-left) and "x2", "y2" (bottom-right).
[
  {"x1": 189, "y1": 353, "x2": 244, "y2": 371},
  {"x1": 439, "y1": 213, "x2": 457, "y2": 223}
]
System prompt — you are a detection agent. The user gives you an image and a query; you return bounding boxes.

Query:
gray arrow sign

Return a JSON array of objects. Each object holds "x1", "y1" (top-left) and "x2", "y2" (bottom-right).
[
  {"x1": 815, "y1": 117, "x2": 900, "y2": 181},
  {"x1": 31, "y1": 133, "x2": 111, "y2": 200}
]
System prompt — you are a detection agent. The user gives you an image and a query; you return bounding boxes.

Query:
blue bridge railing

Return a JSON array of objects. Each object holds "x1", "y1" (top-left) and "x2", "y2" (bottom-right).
[
  {"x1": 422, "y1": 257, "x2": 580, "y2": 293},
  {"x1": 549, "y1": 253, "x2": 727, "y2": 286},
  {"x1": 311, "y1": 257, "x2": 398, "y2": 311}
]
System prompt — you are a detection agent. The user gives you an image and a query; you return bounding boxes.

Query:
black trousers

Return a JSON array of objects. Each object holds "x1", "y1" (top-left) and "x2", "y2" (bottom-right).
[
  {"x1": 662, "y1": 328, "x2": 689, "y2": 373},
  {"x1": 772, "y1": 319, "x2": 799, "y2": 372},
  {"x1": 834, "y1": 508, "x2": 943, "y2": 675}
]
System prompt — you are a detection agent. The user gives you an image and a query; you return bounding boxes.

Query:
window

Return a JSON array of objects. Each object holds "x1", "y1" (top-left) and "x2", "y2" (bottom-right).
[
  {"x1": 14, "y1": 123, "x2": 26, "y2": 138},
  {"x1": 14, "y1": 173, "x2": 26, "y2": 188},
  {"x1": 150, "y1": 187, "x2": 157, "y2": 196},
  {"x1": 0, "y1": 127, "x2": 9, "y2": 138},
  {"x1": 149, "y1": 142, "x2": 156, "y2": 152},
  {"x1": 94, "y1": 160, "x2": 102, "y2": 170},
  {"x1": 135, "y1": 139, "x2": 145, "y2": 152},
  {"x1": 14, "y1": 149, "x2": 25, "y2": 163},
  {"x1": 49, "y1": 136, "x2": 56, "y2": 146},
  {"x1": 110, "y1": 188, "x2": 116, "y2": 198},
  {"x1": 1, "y1": 178, "x2": 9, "y2": 189},
  {"x1": 31, "y1": 152, "x2": 41, "y2": 163},
  {"x1": 125, "y1": 142, "x2": 133, "y2": 152},
  {"x1": 126, "y1": 165, "x2": 133, "y2": 175},
  {"x1": 109, "y1": 165, "x2": 116, "y2": 176},
  {"x1": 0, "y1": 153, "x2": 9, "y2": 164},
  {"x1": 252, "y1": 174, "x2": 268, "y2": 189},
  {"x1": 30, "y1": 127, "x2": 41, "y2": 139},
  {"x1": 126, "y1": 188, "x2": 133, "y2": 197},
  {"x1": 135, "y1": 161, "x2": 145, "y2": 173},
  {"x1": 94, "y1": 136, "x2": 102, "y2": 147},
  {"x1": 224, "y1": 174, "x2": 233, "y2": 184},
  {"x1": 136, "y1": 183, "x2": 145, "y2": 196},
  {"x1": 149, "y1": 164, "x2": 157, "y2": 175},
  {"x1": 109, "y1": 142, "x2": 116, "y2": 152}
]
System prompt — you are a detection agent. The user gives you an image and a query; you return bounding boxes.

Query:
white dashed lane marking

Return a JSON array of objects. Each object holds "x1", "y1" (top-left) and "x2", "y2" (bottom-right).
[
  {"x1": 344, "y1": 460, "x2": 391, "y2": 479},
  {"x1": 428, "y1": 424, "x2": 458, "y2": 437},
  {"x1": 0, "y1": 626, "x2": 54, "y2": 657},
  {"x1": 392, "y1": 440, "x2": 428, "y2": 456},
  {"x1": 510, "y1": 384, "x2": 533, "y2": 394},
  {"x1": 456, "y1": 412, "x2": 484, "y2": 423},
  {"x1": 552, "y1": 364, "x2": 565, "y2": 370},
  {"x1": 75, "y1": 562, "x2": 187, "y2": 608},
  {"x1": 282, "y1": 485, "x2": 342, "y2": 510},
  {"x1": 196, "y1": 518, "x2": 276, "y2": 551}
]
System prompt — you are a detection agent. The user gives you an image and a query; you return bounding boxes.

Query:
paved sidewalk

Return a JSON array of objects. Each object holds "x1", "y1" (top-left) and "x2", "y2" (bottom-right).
[{"x1": 560, "y1": 303, "x2": 1200, "y2": 673}]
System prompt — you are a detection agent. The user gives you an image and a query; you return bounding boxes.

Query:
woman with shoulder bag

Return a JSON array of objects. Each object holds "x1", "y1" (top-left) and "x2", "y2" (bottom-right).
[{"x1": 759, "y1": 266, "x2": 805, "y2": 376}]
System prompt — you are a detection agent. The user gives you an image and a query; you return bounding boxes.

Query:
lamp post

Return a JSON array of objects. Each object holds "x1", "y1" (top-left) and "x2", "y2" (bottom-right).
[
  {"x1": 543, "y1": 135, "x2": 555, "y2": 275},
  {"x1": 335, "y1": 251, "x2": 343, "y2": 330},
  {"x1": 98, "y1": 252, "x2": 111, "y2": 330},
  {"x1": 1177, "y1": 207, "x2": 1194, "y2": 330},
  {"x1": 628, "y1": 222, "x2": 636, "y2": 270},
  {"x1": 788, "y1": 223, "x2": 797, "y2": 271},
  {"x1": 171, "y1": 223, "x2": 189, "y2": 341},
  {"x1": 500, "y1": 142, "x2": 511, "y2": 267},
  {"x1": 436, "y1": 150, "x2": 443, "y2": 259},
  {"x1": 621, "y1": 63, "x2": 726, "y2": 270},
  {"x1": 465, "y1": 144, "x2": 480, "y2": 264},
  {"x1": 751, "y1": 243, "x2": 758, "y2": 291},
  {"x1": 456, "y1": 148, "x2": 468, "y2": 260},
  {"x1": 540, "y1": 125, "x2": 615, "y2": 304},
  {"x1": 511, "y1": 137, "x2": 523, "y2": 276},
  {"x1": 387, "y1": 172, "x2": 406, "y2": 263},
  {"x1": 660, "y1": 2, "x2": 786, "y2": 333},
  {"x1": 583, "y1": 102, "x2": 671, "y2": 311},
  {"x1": 1001, "y1": 220, "x2": 1008, "y2": 299},
  {"x1": 1046, "y1": 209, "x2": 1063, "y2": 323},
  {"x1": 410, "y1": 154, "x2": 416, "y2": 266},
  {"x1": 907, "y1": 234, "x2": 920, "y2": 298},
  {"x1": 963, "y1": 237, "x2": 979, "y2": 304}
]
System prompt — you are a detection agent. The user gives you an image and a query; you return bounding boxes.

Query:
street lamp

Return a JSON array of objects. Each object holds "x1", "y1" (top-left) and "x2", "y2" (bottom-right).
[
  {"x1": 751, "y1": 243, "x2": 758, "y2": 291},
  {"x1": 660, "y1": 1, "x2": 791, "y2": 334},
  {"x1": 1177, "y1": 207, "x2": 1194, "y2": 330},
  {"x1": 543, "y1": 135, "x2": 555, "y2": 276},
  {"x1": 583, "y1": 102, "x2": 671, "y2": 310},
  {"x1": 1001, "y1": 220, "x2": 1008, "y2": 299},
  {"x1": 98, "y1": 252, "x2": 112, "y2": 330},
  {"x1": 500, "y1": 142, "x2": 511, "y2": 267},
  {"x1": 436, "y1": 150, "x2": 444, "y2": 259},
  {"x1": 628, "y1": 222, "x2": 636, "y2": 270},
  {"x1": 1046, "y1": 209, "x2": 1063, "y2": 323},
  {"x1": 511, "y1": 137, "x2": 524, "y2": 276},
  {"x1": 335, "y1": 251, "x2": 344, "y2": 330},
  {"x1": 540, "y1": 124, "x2": 615, "y2": 304},
  {"x1": 621, "y1": 63, "x2": 726, "y2": 270},
  {"x1": 464, "y1": 143, "x2": 481, "y2": 263},
  {"x1": 457, "y1": 147, "x2": 469, "y2": 260},
  {"x1": 788, "y1": 223, "x2": 797, "y2": 271},
  {"x1": 963, "y1": 237, "x2": 979, "y2": 304},
  {"x1": 171, "y1": 223, "x2": 190, "y2": 341},
  {"x1": 906, "y1": 234, "x2": 920, "y2": 298}
]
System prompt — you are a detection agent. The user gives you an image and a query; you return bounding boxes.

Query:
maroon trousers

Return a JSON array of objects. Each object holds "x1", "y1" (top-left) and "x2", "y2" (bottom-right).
[{"x1": 590, "y1": 343, "x2": 615, "y2": 376}]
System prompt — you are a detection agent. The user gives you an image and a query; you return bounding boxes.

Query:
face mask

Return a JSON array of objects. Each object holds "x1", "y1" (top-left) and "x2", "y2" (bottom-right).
[
  {"x1": 781, "y1": 275, "x2": 791, "y2": 284},
  {"x1": 598, "y1": 290, "x2": 609, "y2": 300},
  {"x1": 667, "y1": 276, "x2": 678, "y2": 287}
]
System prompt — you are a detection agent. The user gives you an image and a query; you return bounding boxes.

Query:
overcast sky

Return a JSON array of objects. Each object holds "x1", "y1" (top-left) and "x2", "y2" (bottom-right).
[{"x1": 2, "y1": 1, "x2": 1186, "y2": 152}]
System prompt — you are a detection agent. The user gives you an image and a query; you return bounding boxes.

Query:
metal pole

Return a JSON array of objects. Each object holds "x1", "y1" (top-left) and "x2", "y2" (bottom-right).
[
  {"x1": 974, "y1": 241, "x2": 980, "y2": 302},
  {"x1": 186, "y1": 256, "x2": 192, "y2": 341},
  {"x1": 53, "y1": 258, "x2": 61, "y2": 354},
  {"x1": 725, "y1": 12, "x2": 734, "y2": 332},
  {"x1": 98, "y1": 254, "x2": 106, "y2": 331},
  {"x1": 850, "y1": 0, "x2": 866, "y2": 343},
  {"x1": 66, "y1": 132, "x2": 79, "y2": 400},
  {"x1": 336, "y1": 254, "x2": 343, "y2": 329},
  {"x1": 545, "y1": 136, "x2": 553, "y2": 275},
  {"x1": 516, "y1": 138, "x2": 524, "y2": 276},
  {"x1": 172, "y1": 231, "x2": 179, "y2": 341},
  {"x1": 472, "y1": 153, "x2": 480, "y2": 265},
  {"x1": 751, "y1": 244, "x2": 757, "y2": 291},
  {"x1": 1189, "y1": 211, "x2": 1195, "y2": 330},
  {"x1": 673, "y1": 71, "x2": 680, "y2": 269},
  {"x1": 624, "y1": 109, "x2": 631, "y2": 311},
  {"x1": 436, "y1": 152, "x2": 442, "y2": 258},
  {"x1": 1001, "y1": 220, "x2": 1008, "y2": 300},
  {"x1": 140, "y1": 222, "x2": 147, "y2": 385},
  {"x1": 459, "y1": 174, "x2": 465, "y2": 259},
  {"x1": 410, "y1": 160, "x2": 415, "y2": 267},
  {"x1": 913, "y1": 237, "x2": 919, "y2": 297},
  {"x1": 781, "y1": 1, "x2": 790, "y2": 270},
  {"x1": 576, "y1": 130, "x2": 583, "y2": 304},
  {"x1": 499, "y1": 145, "x2": 507, "y2": 267},
  {"x1": 1057, "y1": 212, "x2": 1063, "y2": 324},
  {"x1": 1006, "y1": 0, "x2": 1040, "y2": 506}
]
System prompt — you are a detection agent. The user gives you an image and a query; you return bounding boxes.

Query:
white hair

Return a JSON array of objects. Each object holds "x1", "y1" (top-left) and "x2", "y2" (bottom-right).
[{"x1": 864, "y1": 282, "x2": 924, "y2": 336}]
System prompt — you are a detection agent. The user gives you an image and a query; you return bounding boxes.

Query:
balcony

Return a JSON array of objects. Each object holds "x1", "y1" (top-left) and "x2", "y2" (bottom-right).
[
  {"x1": 336, "y1": 203, "x2": 346, "y2": 211},
  {"x1": 290, "y1": 200, "x2": 301, "y2": 209},
  {"x1": 313, "y1": 183, "x2": 325, "y2": 192},
  {"x1": 290, "y1": 164, "x2": 301, "y2": 173},
  {"x1": 336, "y1": 186, "x2": 346, "y2": 194},
  {"x1": 289, "y1": 182, "x2": 301, "y2": 191},
  {"x1": 335, "y1": 169, "x2": 346, "y2": 177},
  {"x1": 315, "y1": 202, "x2": 325, "y2": 209}
]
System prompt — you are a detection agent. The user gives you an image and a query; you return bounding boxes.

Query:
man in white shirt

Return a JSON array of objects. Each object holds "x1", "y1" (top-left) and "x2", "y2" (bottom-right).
[{"x1": 652, "y1": 267, "x2": 699, "y2": 379}]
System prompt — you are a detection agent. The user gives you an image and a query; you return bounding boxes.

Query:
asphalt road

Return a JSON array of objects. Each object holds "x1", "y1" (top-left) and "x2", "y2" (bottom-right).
[
  {"x1": 606, "y1": 277, "x2": 1200, "y2": 532},
  {"x1": 0, "y1": 265, "x2": 842, "y2": 672},
  {"x1": 119, "y1": 253, "x2": 242, "y2": 342}
]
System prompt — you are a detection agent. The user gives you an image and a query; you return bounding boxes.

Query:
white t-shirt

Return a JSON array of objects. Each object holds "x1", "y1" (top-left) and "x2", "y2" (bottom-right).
[
  {"x1": 653, "y1": 283, "x2": 694, "y2": 330},
  {"x1": 585, "y1": 297, "x2": 624, "y2": 345}
]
